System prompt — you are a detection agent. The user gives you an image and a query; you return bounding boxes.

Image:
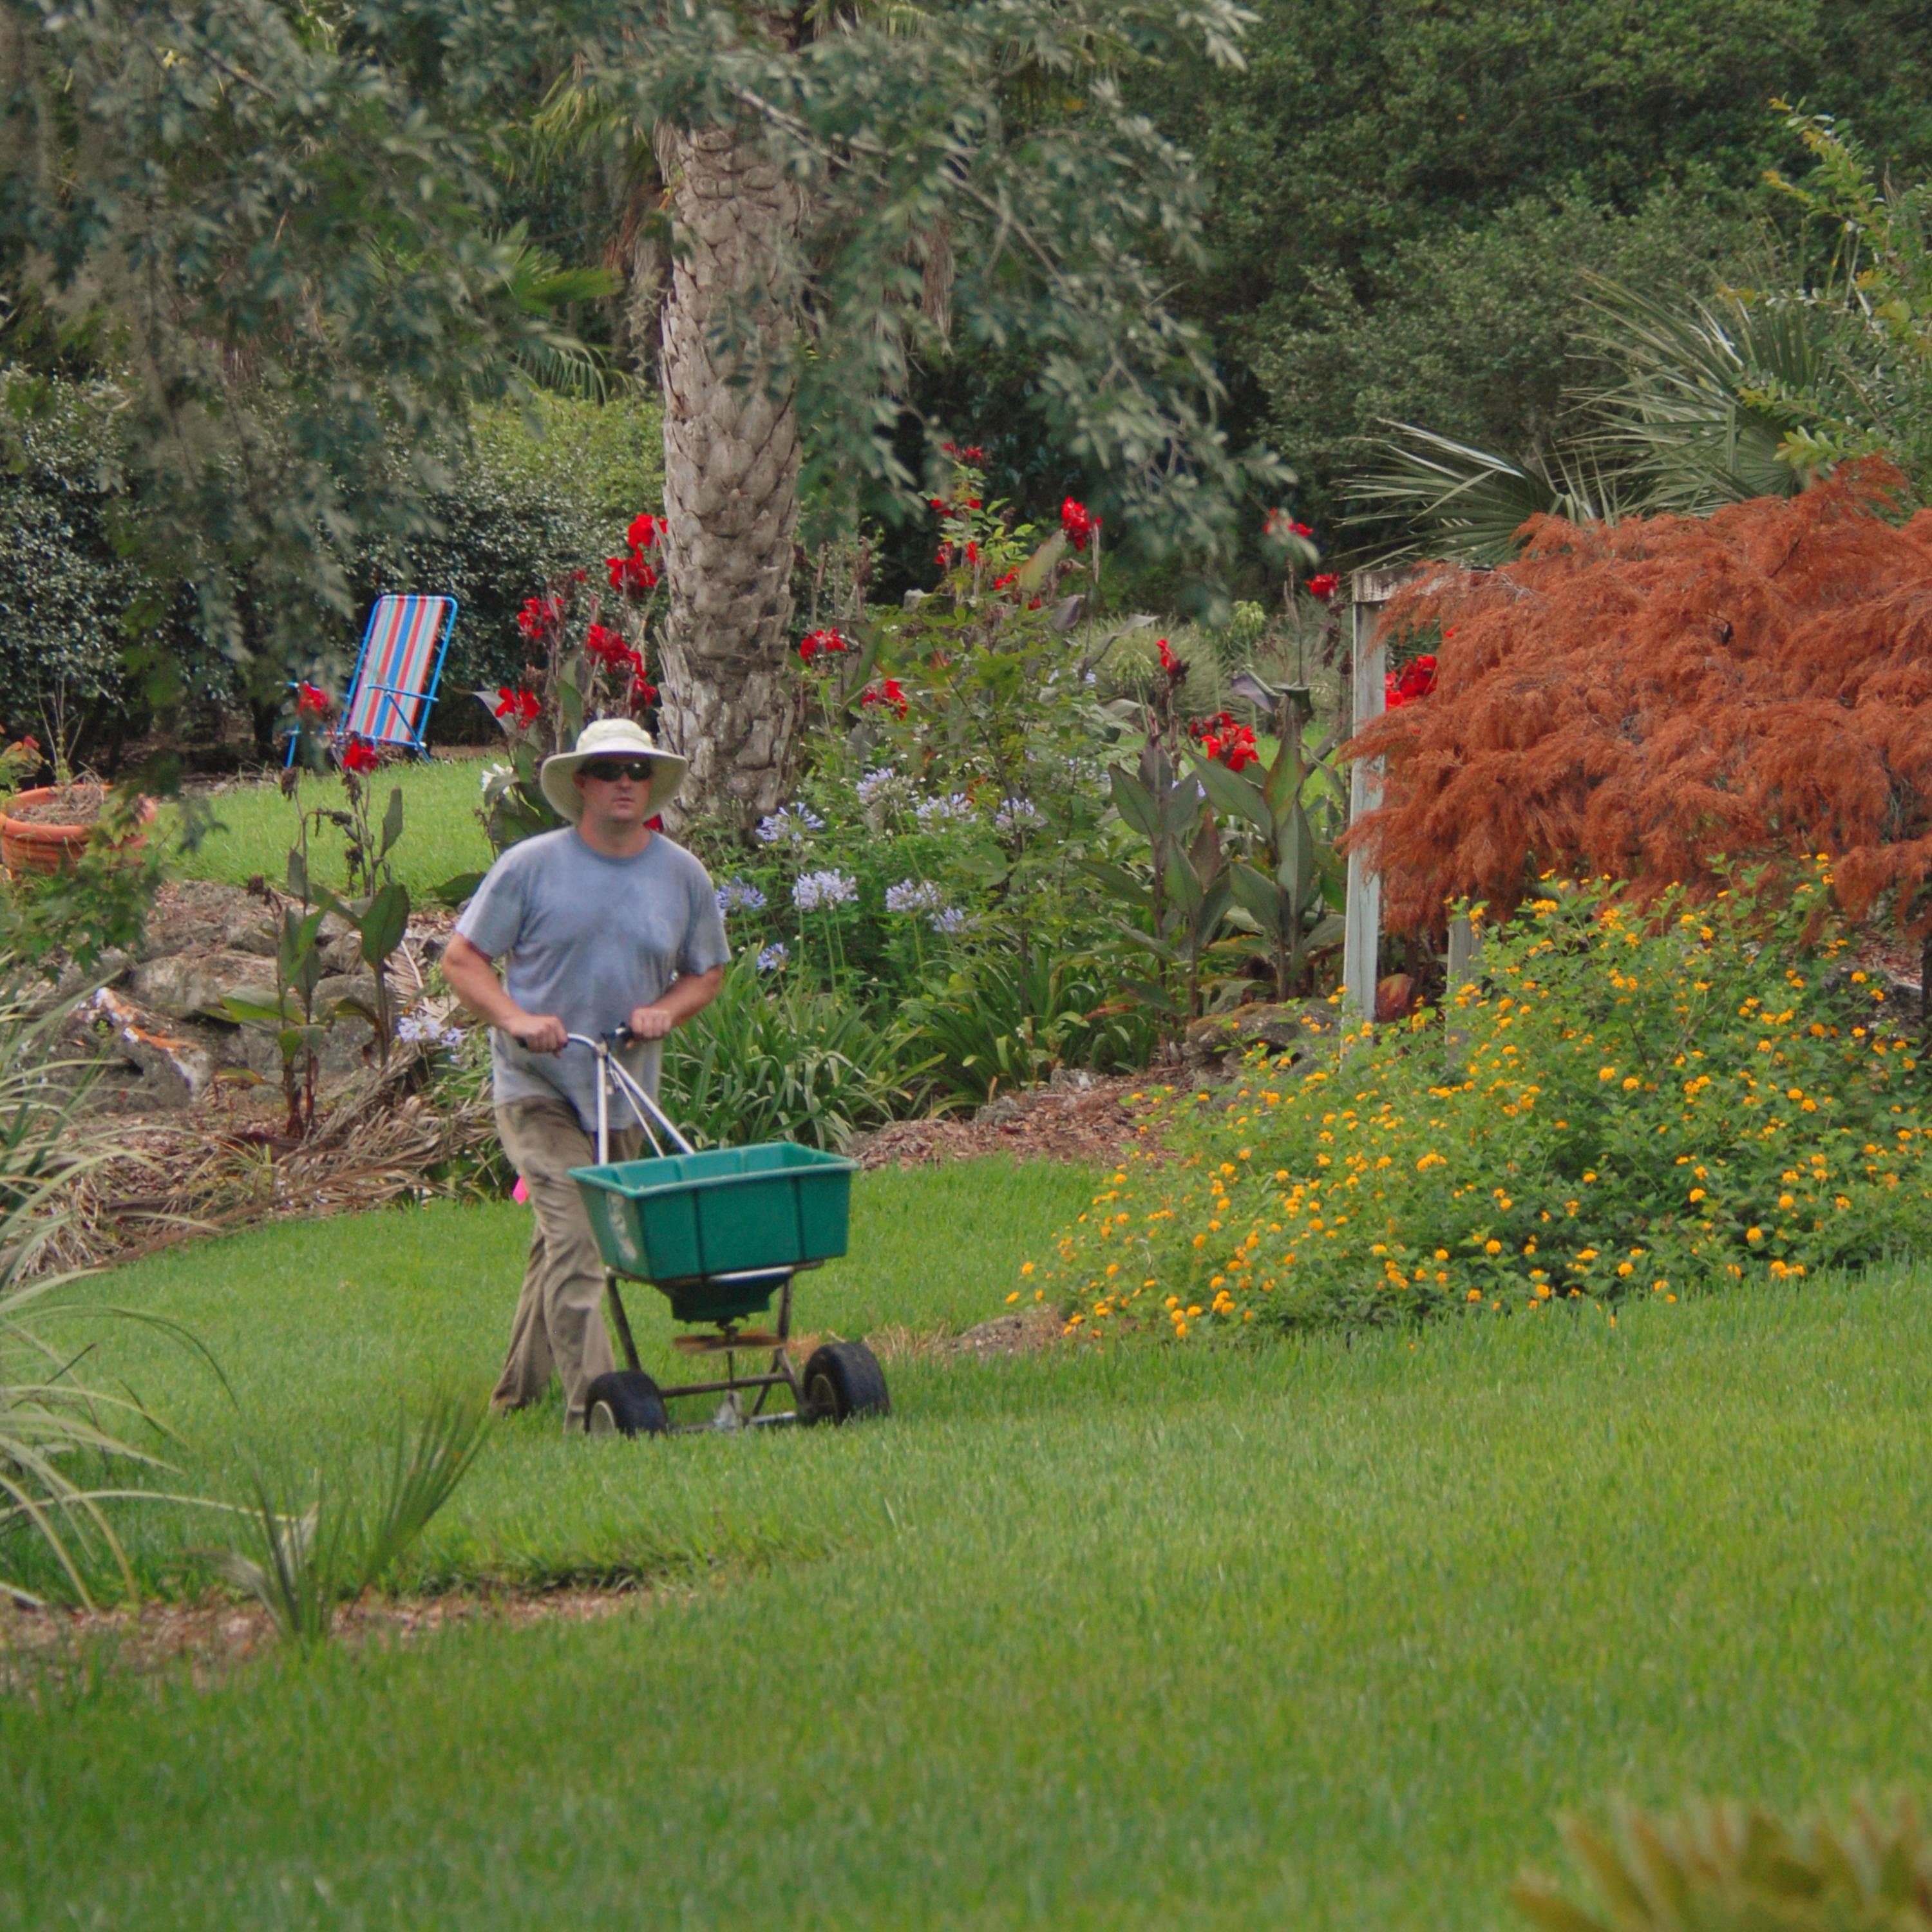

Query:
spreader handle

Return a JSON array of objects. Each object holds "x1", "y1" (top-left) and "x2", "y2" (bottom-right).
[{"x1": 563, "y1": 1032, "x2": 697, "y2": 1161}]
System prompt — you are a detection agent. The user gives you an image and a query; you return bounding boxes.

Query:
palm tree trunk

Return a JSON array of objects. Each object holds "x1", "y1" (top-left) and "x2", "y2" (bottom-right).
[{"x1": 653, "y1": 120, "x2": 803, "y2": 834}]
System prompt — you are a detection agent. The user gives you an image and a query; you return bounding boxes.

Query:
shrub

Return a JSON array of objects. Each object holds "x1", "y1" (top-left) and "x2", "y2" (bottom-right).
[
  {"x1": 381, "y1": 392, "x2": 665, "y2": 731},
  {"x1": 0, "y1": 375, "x2": 193, "y2": 757},
  {"x1": 661, "y1": 957, "x2": 927, "y2": 1151},
  {"x1": 1345, "y1": 463, "x2": 1932, "y2": 938},
  {"x1": 1032, "y1": 866, "x2": 1932, "y2": 1340},
  {"x1": 0, "y1": 378, "x2": 663, "y2": 755},
  {"x1": 904, "y1": 949, "x2": 1157, "y2": 1104}
]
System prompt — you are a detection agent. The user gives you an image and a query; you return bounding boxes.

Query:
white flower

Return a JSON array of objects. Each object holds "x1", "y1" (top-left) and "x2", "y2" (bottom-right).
[
  {"x1": 885, "y1": 879, "x2": 941, "y2": 914},
  {"x1": 398, "y1": 1010, "x2": 464, "y2": 1050},
  {"x1": 479, "y1": 762, "x2": 509, "y2": 793},
  {"x1": 914, "y1": 792, "x2": 974, "y2": 827},
  {"x1": 792, "y1": 869, "x2": 858, "y2": 911},
  {"x1": 754, "y1": 804, "x2": 826, "y2": 846}
]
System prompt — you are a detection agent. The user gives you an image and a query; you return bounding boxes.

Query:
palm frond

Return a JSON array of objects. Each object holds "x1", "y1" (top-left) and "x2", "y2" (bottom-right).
[
  {"x1": 1578, "y1": 276, "x2": 1849, "y2": 509},
  {"x1": 1344, "y1": 425, "x2": 1629, "y2": 565}
]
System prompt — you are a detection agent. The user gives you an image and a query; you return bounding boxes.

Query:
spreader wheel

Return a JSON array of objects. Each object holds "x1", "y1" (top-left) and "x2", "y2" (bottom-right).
[
  {"x1": 800, "y1": 1341, "x2": 890, "y2": 1425},
  {"x1": 585, "y1": 1369, "x2": 669, "y2": 1438}
]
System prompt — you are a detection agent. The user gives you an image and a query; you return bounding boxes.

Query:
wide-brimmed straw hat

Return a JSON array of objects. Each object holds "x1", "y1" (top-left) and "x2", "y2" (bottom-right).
[{"x1": 539, "y1": 717, "x2": 688, "y2": 823}]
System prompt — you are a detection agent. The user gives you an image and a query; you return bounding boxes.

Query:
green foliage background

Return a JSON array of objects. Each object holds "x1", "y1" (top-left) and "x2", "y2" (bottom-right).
[{"x1": 1124, "y1": 0, "x2": 1932, "y2": 528}]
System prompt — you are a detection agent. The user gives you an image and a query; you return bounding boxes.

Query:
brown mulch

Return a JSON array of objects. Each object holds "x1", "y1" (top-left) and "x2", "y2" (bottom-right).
[
  {"x1": 0, "y1": 1586, "x2": 645, "y2": 1694},
  {"x1": 851, "y1": 1074, "x2": 1159, "y2": 1171}
]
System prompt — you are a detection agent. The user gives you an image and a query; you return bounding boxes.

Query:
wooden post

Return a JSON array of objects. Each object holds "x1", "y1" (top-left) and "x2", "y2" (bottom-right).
[
  {"x1": 1341, "y1": 569, "x2": 1408, "y2": 1025},
  {"x1": 1444, "y1": 912, "x2": 1481, "y2": 1068}
]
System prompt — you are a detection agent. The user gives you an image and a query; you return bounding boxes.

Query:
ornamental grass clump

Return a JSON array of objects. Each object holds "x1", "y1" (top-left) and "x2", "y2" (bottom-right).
[{"x1": 1034, "y1": 864, "x2": 1932, "y2": 1340}]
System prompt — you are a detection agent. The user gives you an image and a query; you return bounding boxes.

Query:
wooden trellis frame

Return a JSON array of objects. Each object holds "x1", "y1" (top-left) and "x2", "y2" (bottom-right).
[{"x1": 1340, "y1": 567, "x2": 1477, "y2": 1029}]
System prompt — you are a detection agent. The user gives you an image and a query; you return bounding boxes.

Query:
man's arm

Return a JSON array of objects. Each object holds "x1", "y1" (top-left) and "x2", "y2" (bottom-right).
[
  {"x1": 442, "y1": 933, "x2": 568, "y2": 1053},
  {"x1": 627, "y1": 965, "x2": 725, "y2": 1041}
]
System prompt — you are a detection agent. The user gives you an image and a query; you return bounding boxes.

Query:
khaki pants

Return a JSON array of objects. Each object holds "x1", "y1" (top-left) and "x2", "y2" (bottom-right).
[{"x1": 493, "y1": 1097, "x2": 641, "y2": 1428}]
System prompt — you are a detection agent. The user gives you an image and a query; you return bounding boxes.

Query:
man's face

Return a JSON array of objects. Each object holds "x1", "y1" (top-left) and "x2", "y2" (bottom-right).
[{"x1": 574, "y1": 757, "x2": 651, "y2": 826}]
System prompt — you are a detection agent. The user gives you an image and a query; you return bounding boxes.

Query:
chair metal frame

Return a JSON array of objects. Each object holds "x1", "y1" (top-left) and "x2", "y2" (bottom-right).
[{"x1": 285, "y1": 593, "x2": 459, "y2": 766}]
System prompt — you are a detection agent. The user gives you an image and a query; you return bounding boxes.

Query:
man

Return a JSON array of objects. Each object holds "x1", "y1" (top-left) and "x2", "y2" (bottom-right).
[{"x1": 443, "y1": 717, "x2": 729, "y2": 1428}]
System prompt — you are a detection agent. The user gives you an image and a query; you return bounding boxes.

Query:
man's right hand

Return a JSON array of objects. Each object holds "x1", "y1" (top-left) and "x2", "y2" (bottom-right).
[{"x1": 502, "y1": 1011, "x2": 568, "y2": 1054}]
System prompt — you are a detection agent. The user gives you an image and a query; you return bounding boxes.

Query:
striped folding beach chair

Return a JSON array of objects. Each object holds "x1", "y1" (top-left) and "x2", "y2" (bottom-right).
[{"x1": 287, "y1": 594, "x2": 458, "y2": 766}]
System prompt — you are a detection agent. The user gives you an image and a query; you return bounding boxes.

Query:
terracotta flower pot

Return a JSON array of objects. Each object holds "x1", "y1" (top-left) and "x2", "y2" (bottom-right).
[{"x1": 0, "y1": 788, "x2": 157, "y2": 876}]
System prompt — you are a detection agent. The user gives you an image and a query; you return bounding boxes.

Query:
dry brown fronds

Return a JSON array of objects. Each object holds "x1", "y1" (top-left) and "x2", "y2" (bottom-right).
[{"x1": 43, "y1": 1048, "x2": 497, "y2": 1274}]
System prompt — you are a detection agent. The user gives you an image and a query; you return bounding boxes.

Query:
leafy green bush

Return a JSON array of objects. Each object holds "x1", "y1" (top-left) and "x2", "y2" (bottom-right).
[
  {"x1": 661, "y1": 958, "x2": 927, "y2": 1151},
  {"x1": 1513, "y1": 1795, "x2": 1932, "y2": 1932},
  {"x1": 0, "y1": 375, "x2": 193, "y2": 753},
  {"x1": 1036, "y1": 865, "x2": 1932, "y2": 1339},
  {"x1": 904, "y1": 949, "x2": 1157, "y2": 1103},
  {"x1": 382, "y1": 391, "x2": 665, "y2": 727},
  {"x1": 0, "y1": 378, "x2": 663, "y2": 754}
]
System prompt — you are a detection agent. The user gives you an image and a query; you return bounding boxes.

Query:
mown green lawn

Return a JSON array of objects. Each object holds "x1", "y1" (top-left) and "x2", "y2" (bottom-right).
[
  {"x1": 5, "y1": 1160, "x2": 1932, "y2": 1928},
  {"x1": 167, "y1": 756, "x2": 495, "y2": 902}
]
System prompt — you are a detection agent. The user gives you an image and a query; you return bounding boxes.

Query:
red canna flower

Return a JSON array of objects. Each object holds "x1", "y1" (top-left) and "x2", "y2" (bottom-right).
[
  {"x1": 516, "y1": 594, "x2": 561, "y2": 642},
  {"x1": 861, "y1": 677, "x2": 909, "y2": 719},
  {"x1": 296, "y1": 682, "x2": 331, "y2": 719},
  {"x1": 585, "y1": 622, "x2": 632, "y2": 667},
  {"x1": 1383, "y1": 653, "x2": 1438, "y2": 710},
  {"x1": 1307, "y1": 571, "x2": 1341, "y2": 601},
  {"x1": 798, "y1": 627, "x2": 849, "y2": 663},
  {"x1": 1157, "y1": 638, "x2": 1180, "y2": 677},
  {"x1": 992, "y1": 570, "x2": 1019, "y2": 592},
  {"x1": 626, "y1": 512, "x2": 659, "y2": 552},
  {"x1": 1189, "y1": 712, "x2": 1258, "y2": 770},
  {"x1": 494, "y1": 686, "x2": 540, "y2": 726},
  {"x1": 341, "y1": 739, "x2": 379, "y2": 775},
  {"x1": 1061, "y1": 498, "x2": 1098, "y2": 551},
  {"x1": 965, "y1": 540, "x2": 980, "y2": 565}
]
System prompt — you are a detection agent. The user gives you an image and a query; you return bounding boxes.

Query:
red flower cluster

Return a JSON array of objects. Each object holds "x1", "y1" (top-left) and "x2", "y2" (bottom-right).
[
  {"x1": 341, "y1": 739, "x2": 379, "y2": 775},
  {"x1": 585, "y1": 624, "x2": 652, "y2": 708},
  {"x1": 1190, "y1": 712, "x2": 1260, "y2": 771},
  {"x1": 1383, "y1": 653, "x2": 1438, "y2": 710},
  {"x1": 1061, "y1": 498, "x2": 1099, "y2": 551},
  {"x1": 606, "y1": 511, "x2": 666, "y2": 598},
  {"x1": 940, "y1": 441, "x2": 987, "y2": 462},
  {"x1": 517, "y1": 594, "x2": 562, "y2": 642},
  {"x1": 1265, "y1": 509, "x2": 1314, "y2": 540},
  {"x1": 296, "y1": 682, "x2": 331, "y2": 719},
  {"x1": 494, "y1": 687, "x2": 540, "y2": 726},
  {"x1": 1157, "y1": 637, "x2": 1181, "y2": 678},
  {"x1": 861, "y1": 677, "x2": 909, "y2": 719},
  {"x1": 797, "y1": 628, "x2": 850, "y2": 664},
  {"x1": 1307, "y1": 571, "x2": 1340, "y2": 601}
]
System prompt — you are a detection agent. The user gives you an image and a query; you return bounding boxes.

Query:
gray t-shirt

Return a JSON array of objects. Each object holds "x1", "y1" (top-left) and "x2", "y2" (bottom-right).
[{"x1": 455, "y1": 828, "x2": 730, "y2": 1132}]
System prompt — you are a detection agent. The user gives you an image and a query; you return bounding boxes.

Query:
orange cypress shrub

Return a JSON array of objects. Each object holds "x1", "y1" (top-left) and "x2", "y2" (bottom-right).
[{"x1": 1343, "y1": 461, "x2": 1932, "y2": 934}]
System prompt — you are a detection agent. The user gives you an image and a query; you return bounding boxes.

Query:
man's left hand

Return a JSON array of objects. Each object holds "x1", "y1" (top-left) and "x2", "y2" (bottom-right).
[{"x1": 627, "y1": 1005, "x2": 676, "y2": 1040}]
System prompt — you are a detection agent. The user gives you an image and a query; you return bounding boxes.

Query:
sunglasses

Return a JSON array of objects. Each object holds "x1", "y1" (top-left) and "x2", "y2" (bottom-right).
[{"x1": 579, "y1": 759, "x2": 651, "y2": 783}]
